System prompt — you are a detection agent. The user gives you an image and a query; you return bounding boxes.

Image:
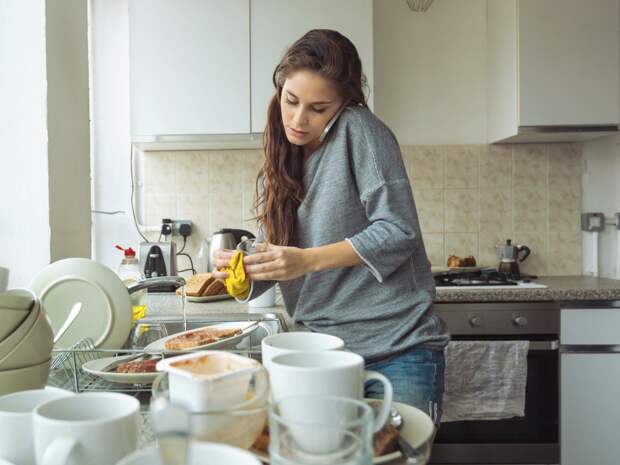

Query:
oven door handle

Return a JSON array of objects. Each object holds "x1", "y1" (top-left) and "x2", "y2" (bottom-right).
[{"x1": 529, "y1": 340, "x2": 559, "y2": 351}]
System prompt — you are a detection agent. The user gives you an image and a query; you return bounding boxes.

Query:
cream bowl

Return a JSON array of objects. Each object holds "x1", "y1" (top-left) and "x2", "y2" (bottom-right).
[
  {"x1": 0, "y1": 358, "x2": 51, "y2": 397},
  {"x1": 0, "y1": 304, "x2": 53, "y2": 370},
  {"x1": 0, "y1": 300, "x2": 40, "y2": 361}
]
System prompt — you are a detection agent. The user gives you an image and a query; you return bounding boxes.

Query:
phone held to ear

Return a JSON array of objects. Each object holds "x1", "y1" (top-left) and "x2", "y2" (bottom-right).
[{"x1": 319, "y1": 102, "x2": 348, "y2": 142}]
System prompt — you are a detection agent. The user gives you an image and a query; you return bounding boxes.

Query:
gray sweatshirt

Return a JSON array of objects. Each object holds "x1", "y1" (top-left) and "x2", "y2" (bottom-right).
[{"x1": 242, "y1": 106, "x2": 450, "y2": 362}]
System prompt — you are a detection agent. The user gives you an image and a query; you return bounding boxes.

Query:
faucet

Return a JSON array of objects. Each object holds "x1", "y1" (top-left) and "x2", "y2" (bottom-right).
[{"x1": 127, "y1": 276, "x2": 186, "y2": 294}]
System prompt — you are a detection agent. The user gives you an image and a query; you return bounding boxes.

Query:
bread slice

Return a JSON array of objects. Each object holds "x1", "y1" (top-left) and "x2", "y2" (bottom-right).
[
  {"x1": 184, "y1": 273, "x2": 215, "y2": 297},
  {"x1": 202, "y1": 279, "x2": 226, "y2": 296}
]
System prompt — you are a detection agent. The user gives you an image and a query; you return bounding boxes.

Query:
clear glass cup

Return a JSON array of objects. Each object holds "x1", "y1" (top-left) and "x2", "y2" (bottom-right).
[
  {"x1": 269, "y1": 395, "x2": 374, "y2": 465},
  {"x1": 151, "y1": 366, "x2": 269, "y2": 450},
  {"x1": 236, "y1": 238, "x2": 258, "y2": 255},
  {"x1": 130, "y1": 322, "x2": 168, "y2": 349}
]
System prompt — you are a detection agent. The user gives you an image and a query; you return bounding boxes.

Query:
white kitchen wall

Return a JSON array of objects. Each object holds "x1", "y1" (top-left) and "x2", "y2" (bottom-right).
[
  {"x1": 143, "y1": 142, "x2": 583, "y2": 277},
  {"x1": 582, "y1": 135, "x2": 620, "y2": 278},
  {"x1": 90, "y1": 0, "x2": 143, "y2": 271},
  {"x1": 0, "y1": 0, "x2": 92, "y2": 287},
  {"x1": 0, "y1": 0, "x2": 51, "y2": 288},
  {"x1": 373, "y1": 0, "x2": 487, "y2": 145}
]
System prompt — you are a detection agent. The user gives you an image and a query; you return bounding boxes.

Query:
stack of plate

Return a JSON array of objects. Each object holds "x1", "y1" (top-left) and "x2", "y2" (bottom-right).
[{"x1": 0, "y1": 289, "x2": 54, "y2": 396}]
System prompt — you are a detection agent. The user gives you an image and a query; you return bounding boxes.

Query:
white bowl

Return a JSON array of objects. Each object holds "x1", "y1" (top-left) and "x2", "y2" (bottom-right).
[
  {"x1": 116, "y1": 442, "x2": 262, "y2": 465},
  {"x1": 0, "y1": 358, "x2": 51, "y2": 397},
  {"x1": 0, "y1": 300, "x2": 40, "y2": 361},
  {"x1": 0, "y1": 304, "x2": 53, "y2": 370}
]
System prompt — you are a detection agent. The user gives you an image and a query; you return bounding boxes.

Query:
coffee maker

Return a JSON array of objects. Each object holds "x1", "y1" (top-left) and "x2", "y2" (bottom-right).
[{"x1": 497, "y1": 239, "x2": 530, "y2": 279}]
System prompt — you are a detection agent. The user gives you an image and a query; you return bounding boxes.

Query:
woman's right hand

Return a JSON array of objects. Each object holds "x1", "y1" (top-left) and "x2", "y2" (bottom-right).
[{"x1": 211, "y1": 249, "x2": 236, "y2": 279}]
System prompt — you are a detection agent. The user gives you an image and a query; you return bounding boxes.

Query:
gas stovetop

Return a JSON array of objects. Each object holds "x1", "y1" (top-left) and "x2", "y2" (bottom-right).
[{"x1": 434, "y1": 269, "x2": 548, "y2": 289}]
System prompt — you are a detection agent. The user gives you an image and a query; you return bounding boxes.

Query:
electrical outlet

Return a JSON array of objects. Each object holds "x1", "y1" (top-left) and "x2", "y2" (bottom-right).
[
  {"x1": 173, "y1": 220, "x2": 192, "y2": 237},
  {"x1": 581, "y1": 213, "x2": 605, "y2": 232}
]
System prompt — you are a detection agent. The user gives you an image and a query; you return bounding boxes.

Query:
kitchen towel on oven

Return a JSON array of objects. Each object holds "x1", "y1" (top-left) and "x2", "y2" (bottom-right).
[{"x1": 441, "y1": 340, "x2": 529, "y2": 422}]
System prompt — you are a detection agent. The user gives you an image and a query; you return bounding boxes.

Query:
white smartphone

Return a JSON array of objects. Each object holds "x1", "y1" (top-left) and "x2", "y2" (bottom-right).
[{"x1": 318, "y1": 102, "x2": 348, "y2": 143}]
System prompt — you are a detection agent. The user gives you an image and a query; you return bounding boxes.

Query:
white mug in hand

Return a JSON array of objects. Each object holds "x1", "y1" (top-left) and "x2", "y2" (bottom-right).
[
  {"x1": 0, "y1": 387, "x2": 72, "y2": 465},
  {"x1": 268, "y1": 351, "x2": 393, "y2": 433},
  {"x1": 34, "y1": 392, "x2": 139, "y2": 465}
]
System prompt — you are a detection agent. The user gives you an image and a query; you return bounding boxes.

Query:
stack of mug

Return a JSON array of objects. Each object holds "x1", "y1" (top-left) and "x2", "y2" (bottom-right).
[{"x1": 262, "y1": 332, "x2": 394, "y2": 465}]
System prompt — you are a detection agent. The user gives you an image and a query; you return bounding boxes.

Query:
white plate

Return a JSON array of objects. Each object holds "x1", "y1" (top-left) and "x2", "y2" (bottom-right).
[
  {"x1": 186, "y1": 294, "x2": 234, "y2": 303},
  {"x1": 30, "y1": 258, "x2": 132, "y2": 349},
  {"x1": 144, "y1": 321, "x2": 260, "y2": 353},
  {"x1": 251, "y1": 400, "x2": 435, "y2": 464},
  {"x1": 82, "y1": 354, "x2": 160, "y2": 385}
]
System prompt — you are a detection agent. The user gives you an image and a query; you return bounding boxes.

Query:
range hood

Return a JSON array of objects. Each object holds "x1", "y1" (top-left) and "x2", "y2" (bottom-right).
[{"x1": 493, "y1": 125, "x2": 620, "y2": 144}]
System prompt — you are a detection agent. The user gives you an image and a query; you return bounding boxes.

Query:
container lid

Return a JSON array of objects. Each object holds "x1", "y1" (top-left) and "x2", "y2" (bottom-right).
[{"x1": 116, "y1": 245, "x2": 136, "y2": 257}]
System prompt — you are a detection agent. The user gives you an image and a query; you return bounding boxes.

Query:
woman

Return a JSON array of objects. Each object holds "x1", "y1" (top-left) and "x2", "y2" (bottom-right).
[{"x1": 213, "y1": 29, "x2": 449, "y2": 421}]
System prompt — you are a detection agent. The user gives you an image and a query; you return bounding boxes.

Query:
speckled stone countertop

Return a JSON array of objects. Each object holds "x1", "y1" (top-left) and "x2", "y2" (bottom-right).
[
  {"x1": 145, "y1": 292, "x2": 296, "y2": 325},
  {"x1": 435, "y1": 276, "x2": 620, "y2": 303},
  {"x1": 145, "y1": 276, "x2": 620, "y2": 316}
]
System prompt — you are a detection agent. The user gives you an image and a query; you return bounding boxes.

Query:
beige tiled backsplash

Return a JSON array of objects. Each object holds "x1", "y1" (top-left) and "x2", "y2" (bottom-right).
[{"x1": 143, "y1": 143, "x2": 583, "y2": 276}]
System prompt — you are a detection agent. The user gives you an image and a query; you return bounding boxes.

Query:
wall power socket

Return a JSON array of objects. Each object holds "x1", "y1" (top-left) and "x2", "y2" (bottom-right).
[{"x1": 172, "y1": 220, "x2": 192, "y2": 237}]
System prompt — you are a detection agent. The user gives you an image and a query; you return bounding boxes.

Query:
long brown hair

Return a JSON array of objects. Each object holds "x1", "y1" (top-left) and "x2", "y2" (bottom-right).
[{"x1": 256, "y1": 29, "x2": 368, "y2": 246}]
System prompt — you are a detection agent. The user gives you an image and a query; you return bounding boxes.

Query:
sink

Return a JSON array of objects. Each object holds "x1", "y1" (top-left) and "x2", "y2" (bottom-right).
[{"x1": 130, "y1": 312, "x2": 288, "y2": 361}]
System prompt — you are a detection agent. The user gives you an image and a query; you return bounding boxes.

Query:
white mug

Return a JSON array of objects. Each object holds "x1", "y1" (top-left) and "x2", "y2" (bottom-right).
[
  {"x1": 248, "y1": 286, "x2": 276, "y2": 308},
  {"x1": 261, "y1": 332, "x2": 344, "y2": 372},
  {"x1": 0, "y1": 267, "x2": 8, "y2": 293},
  {"x1": 268, "y1": 351, "x2": 393, "y2": 434},
  {"x1": 0, "y1": 388, "x2": 73, "y2": 465},
  {"x1": 34, "y1": 392, "x2": 139, "y2": 465}
]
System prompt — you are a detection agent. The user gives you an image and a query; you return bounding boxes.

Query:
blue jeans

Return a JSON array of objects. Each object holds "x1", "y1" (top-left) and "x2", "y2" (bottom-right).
[{"x1": 364, "y1": 347, "x2": 445, "y2": 426}]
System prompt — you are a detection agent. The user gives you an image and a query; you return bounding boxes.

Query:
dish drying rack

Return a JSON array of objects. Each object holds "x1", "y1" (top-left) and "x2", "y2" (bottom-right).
[{"x1": 46, "y1": 312, "x2": 288, "y2": 448}]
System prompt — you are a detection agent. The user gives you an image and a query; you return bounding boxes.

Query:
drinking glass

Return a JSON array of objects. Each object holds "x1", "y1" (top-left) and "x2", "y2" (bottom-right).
[
  {"x1": 130, "y1": 322, "x2": 168, "y2": 349},
  {"x1": 269, "y1": 395, "x2": 373, "y2": 465}
]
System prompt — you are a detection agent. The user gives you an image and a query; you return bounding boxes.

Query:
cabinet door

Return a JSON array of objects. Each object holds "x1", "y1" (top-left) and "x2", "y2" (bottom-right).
[
  {"x1": 130, "y1": 0, "x2": 250, "y2": 136},
  {"x1": 250, "y1": 0, "x2": 373, "y2": 133},
  {"x1": 561, "y1": 354, "x2": 620, "y2": 465},
  {"x1": 518, "y1": 0, "x2": 619, "y2": 126}
]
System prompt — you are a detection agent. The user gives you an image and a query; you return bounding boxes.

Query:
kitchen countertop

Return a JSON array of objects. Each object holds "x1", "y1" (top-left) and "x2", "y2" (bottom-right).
[
  {"x1": 146, "y1": 293, "x2": 293, "y2": 324},
  {"x1": 146, "y1": 276, "x2": 620, "y2": 317},
  {"x1": 435, "y1": 276, "x2": 620, "y2": 303}
]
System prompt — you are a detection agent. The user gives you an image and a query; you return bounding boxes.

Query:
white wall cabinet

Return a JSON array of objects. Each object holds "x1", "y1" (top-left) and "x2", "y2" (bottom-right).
[
  {"x1": 561, "y1": 307, "x2": 620, "y2": 465},
  {"x1": 249, "y1": 0, "x2": 373, "y2": 133},
  {"x1": 488, "y1": 0, "x2": 619, "y2": 143},
  {"x1": 129, "y1": 0, "x2": 250, "y2": 136},
  {"x1": 129, "y1": 0, "x2": 372, "y2": 137}
]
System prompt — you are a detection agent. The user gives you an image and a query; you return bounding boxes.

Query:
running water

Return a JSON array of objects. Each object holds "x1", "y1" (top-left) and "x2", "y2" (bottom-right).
[{"x1": 180, "y1": 285, "x2": 187, "y2": 332}]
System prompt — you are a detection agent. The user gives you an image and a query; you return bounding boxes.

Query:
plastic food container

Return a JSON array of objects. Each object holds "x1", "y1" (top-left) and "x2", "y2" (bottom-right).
[{"x1": 156, "y1": 351, "x2": 260, "y2": 413}]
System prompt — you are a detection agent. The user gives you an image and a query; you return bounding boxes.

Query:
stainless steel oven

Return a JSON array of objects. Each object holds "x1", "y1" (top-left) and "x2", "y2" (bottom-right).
[{"x1": 431, "y1": 302, "x2": 560, "y2": 464}]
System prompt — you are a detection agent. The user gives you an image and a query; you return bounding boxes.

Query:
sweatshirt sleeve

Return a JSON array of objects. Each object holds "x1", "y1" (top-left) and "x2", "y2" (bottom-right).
[{"x1": 344, "y1": 110, "x2": 423, "y2": 283}]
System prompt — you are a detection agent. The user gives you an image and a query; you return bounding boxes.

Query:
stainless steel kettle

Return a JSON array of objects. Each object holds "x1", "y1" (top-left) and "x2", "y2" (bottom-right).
[{"x1": 207, "y1": 228, "x2": 255, "y2": 271}]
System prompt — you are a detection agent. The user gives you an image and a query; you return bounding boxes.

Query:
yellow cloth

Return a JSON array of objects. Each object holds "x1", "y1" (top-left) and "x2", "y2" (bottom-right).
[{"x1": 223, "y1": 251, "x2": 250, "y2": 299}]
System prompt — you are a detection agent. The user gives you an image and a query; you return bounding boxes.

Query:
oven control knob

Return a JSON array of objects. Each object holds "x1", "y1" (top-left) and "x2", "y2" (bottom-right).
[
  {"x1": 513, "y1": 316, "x2": 528, "y2": 327},
  {"x1": 468, "y1": 316, "x2": 482, "y2": 327}
]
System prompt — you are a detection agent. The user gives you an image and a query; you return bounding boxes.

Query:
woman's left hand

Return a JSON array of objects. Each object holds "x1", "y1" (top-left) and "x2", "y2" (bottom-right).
[{"x1": 243, "y1": 243, "x2": 314, "y2": 281}]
